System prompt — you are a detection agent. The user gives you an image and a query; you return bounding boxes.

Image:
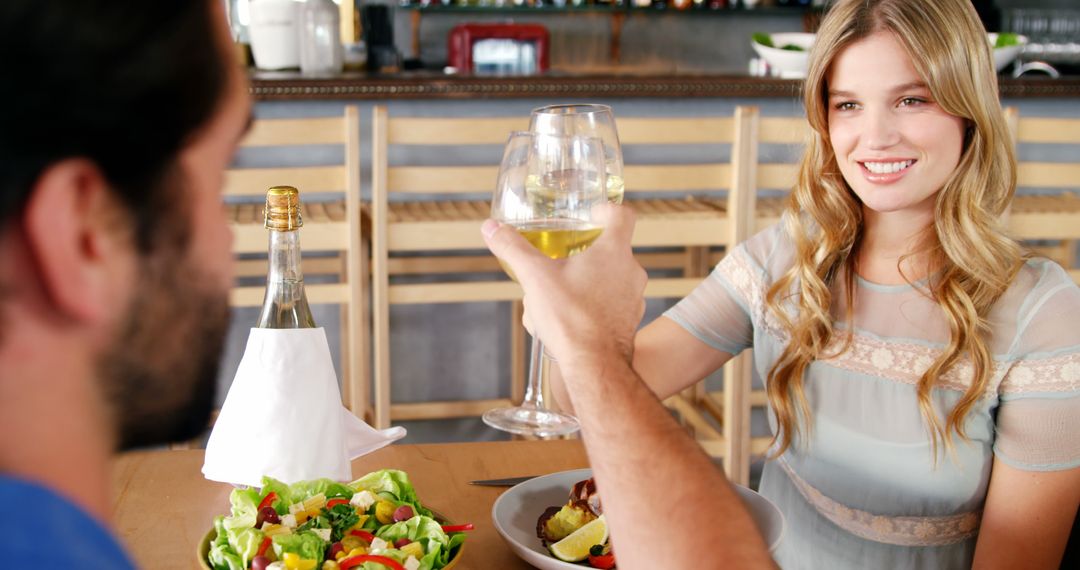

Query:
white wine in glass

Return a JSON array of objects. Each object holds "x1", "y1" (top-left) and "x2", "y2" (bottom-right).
[{"x1": 482, "y1": 131, "x2": 608, "y2": 437}]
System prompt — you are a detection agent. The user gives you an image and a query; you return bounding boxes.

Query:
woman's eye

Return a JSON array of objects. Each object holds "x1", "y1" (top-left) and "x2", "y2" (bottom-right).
[
  {"x1": 834, "y1": 101, "x2": 858, "y2": 111},
  {"x1": 899, "y1": 97, "x2": 927, "y2": 107}
]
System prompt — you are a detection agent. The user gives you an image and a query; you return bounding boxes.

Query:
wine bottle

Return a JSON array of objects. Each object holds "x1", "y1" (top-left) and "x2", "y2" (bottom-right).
[{"x1": 257, "y1": 186, "x2": 317, "y2": 328}]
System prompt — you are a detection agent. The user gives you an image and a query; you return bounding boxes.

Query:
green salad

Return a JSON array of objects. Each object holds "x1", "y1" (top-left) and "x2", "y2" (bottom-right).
[
  {"x1": 753, "y1": 32, "x2": 806, "y2": 52},
  {"x1": 207, "y1": 470, "x2": 469, "y2": 570},
  {"x1": 994, "y1": 32, "x2": 1021, "y2": 48}
]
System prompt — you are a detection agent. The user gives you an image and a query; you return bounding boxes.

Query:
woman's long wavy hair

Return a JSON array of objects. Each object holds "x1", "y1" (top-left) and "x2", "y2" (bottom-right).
[{"x1": 765, "y1": 0, "x2": 1025, "y2": 460}]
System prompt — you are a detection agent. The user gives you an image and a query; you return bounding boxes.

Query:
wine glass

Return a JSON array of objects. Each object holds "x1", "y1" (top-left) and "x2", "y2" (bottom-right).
[
  {"x1": 482, "y1": 131, "x2": 608, "y2": 437},
  {"x1": 529, "y1": 104, "x2": 625, "y2": 205}
]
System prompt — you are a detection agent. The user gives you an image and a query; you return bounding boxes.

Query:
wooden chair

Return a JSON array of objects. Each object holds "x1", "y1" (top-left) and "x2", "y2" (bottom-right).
[
  {"x1": 662, "y1": 107, "x2": 816, "y2": 485},
  {"x1": 1005, "y1": 108, "x2": 1080, "y2": 283},
  {"x1": 370, "y1": 105, "x2": 758, "y2": 483},
  {"x1": 225, "y1": 106, "x2": 369, "y2": 420}
]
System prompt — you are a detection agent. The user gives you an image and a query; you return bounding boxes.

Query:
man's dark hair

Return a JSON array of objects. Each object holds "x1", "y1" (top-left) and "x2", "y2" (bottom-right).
[{"x1": 0, "y1": 0, "x2": 226, "y2": 251}]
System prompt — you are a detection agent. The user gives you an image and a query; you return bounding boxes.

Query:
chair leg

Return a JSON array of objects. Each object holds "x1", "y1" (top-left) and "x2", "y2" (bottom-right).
[{"x1": 511, "y1": 300, "x2": 526, "y2": 405}]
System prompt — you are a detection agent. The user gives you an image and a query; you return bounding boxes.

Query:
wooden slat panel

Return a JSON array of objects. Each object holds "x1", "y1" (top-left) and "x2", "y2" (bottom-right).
[
  {"x1": 388, "y1": 281, "x2": 522, "y2": 304},
  {"x1": 241, "y1": 117, "x2": 346, "y2": 147},
  {"x1": 623, "y1": 164, "x2": 731, "y2": 192},
  {"x1": 618, "y1": 117, "x2": 735, "y2": 144},
  {"x1": 759, "y1": 117, "x2": 811, "y2": 144},
  {"x1": 387, "y1": 166, "x2": 498, "y2": 194},
  {"x1": 234, "y1": 257, "x2": 344, "y2": 278},
  {"x1": 757, "y1": 163, "x2": 799, "y2": 190},
  {"x1": 390, "y1": 399, "x2": 514, "y2": 420},
  {"x1": 387, "y1": 117, "x2": 526, "y2": 145},
  {"x1": 225, "y1": 166, "x2": 347, "y2": 196},
  {"x1": 1016, "y1": 118, "x2": 1080, "y2": 144},
  {"x1": 229, "y1": 283, "x2": 349, "y2": 307},
  {"x1": 385, "y1": 250, "x2": 694, "y2": 275},
  {"x1": 665, "y1": 394, "x2": 725, "y2": 445},
  {"x1": 388, "y1": 220, "x2": 486, "y2": 251},
  {"x1": 633, "y1": 218, "x2": 729, "y2": 247},
  {"x1": 645, "y1": 277, "x2": 707, "y2": 298},
  {"x1": 1009, "y1": 213, "x2": 1080, "y2": 239},
  {"x1": 231, "y1": 222, "x2": 350, "y2": 253},
  {"x1": 1017, "y1": 163, "x2": 1080, "y2": 189}
]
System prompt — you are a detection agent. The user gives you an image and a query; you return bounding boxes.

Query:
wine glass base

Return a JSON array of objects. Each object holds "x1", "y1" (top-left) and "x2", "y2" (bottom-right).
[{"x1": 482, "y1": 406, "x2": 580, "y2": 438}]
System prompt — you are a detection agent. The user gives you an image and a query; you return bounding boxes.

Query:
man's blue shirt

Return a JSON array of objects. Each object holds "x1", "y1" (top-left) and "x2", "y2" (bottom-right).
[{"x1": 2, "y1": 474, "x2": 137, "y2": 568}]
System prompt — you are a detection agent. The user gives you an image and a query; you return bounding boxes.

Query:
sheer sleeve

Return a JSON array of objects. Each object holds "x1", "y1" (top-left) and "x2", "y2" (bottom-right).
[
  {"x1": 662, "y1": 225, "x2": 784, "y2": 356},
  {"x1": 994, "y1": 260, "x2": 1080, "y2": 471}
]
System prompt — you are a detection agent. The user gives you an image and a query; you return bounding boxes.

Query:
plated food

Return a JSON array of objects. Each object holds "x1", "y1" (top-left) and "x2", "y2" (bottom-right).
[
  {"x1": 204, "y1": 470, "x2": 468, "y2": 570},
  {"x1": 535, "y1": 478, "x2": 615, "y2": 569}
]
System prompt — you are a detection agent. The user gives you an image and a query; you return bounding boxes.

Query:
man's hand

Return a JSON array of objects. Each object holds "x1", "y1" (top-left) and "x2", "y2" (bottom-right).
[{"x1": 481, "y1": 205, "x2": 647, "y2": 370}]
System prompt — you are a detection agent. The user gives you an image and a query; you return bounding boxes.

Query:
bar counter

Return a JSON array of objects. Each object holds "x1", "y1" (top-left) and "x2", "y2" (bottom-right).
[{"x1": 250, "y1": 70, "x2": 1080, "y2": 101}]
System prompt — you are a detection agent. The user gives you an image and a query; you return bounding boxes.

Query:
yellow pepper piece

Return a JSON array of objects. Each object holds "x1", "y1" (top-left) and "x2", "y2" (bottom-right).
[
  {"x1": 374, "y1": 500, "x2": 396, "y2": 524},
  {"x1": 347, "y1": 547, "x2": 366, "y2": 557},
  {"x1": 282, "y1": 552, "x2": 317, "y2": 570}
]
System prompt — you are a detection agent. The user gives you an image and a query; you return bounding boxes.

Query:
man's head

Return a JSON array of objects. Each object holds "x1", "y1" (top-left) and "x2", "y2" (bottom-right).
[{"x1": 0, "y1": 0, "x2": 250, "y2": 449}]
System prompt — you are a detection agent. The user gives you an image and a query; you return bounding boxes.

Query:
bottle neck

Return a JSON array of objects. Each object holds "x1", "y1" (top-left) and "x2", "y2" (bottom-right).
[{"x1": 256, "y1": 228, "x2": 316, "y2": 328}]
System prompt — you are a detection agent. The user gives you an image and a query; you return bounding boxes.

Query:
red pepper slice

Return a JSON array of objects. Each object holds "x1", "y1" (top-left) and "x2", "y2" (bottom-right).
[
  {"x1": 588, "y1": 552, "x2": 616, "y2": 569},
  {"x1": 349, "y1": 529, "x2": 377, "y2": 543},
  {"x1": 257, "y1": 491, "x2": 279, "y2": 512},
  {"x1": 256, "y1": 536, "x2": 272, "y2": 558},
  {"x1": 339, "y1": 554, "x2": 406, "y2": 570},
  {"x1": 440, "y1": 523, "x2": 474, "y2": 533},
  {"x1": 326, "y1": 498, "x2": 349, "y2": 509}
]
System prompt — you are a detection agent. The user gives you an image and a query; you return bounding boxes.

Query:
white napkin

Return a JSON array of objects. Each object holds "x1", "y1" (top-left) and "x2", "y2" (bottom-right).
[{"x1": 203, "y1": 327, "x2": 405, "y2": 487}]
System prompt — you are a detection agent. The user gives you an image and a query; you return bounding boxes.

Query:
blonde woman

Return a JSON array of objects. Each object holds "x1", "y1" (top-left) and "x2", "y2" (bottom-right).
[{"x1": 535, "y1": 0, "x2": 1078, "y2": 567}]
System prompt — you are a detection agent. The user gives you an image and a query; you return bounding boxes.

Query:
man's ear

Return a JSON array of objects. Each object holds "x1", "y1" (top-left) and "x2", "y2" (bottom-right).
[{"x1": 22, "y1": 158, "x2": 135, "y2": 325}]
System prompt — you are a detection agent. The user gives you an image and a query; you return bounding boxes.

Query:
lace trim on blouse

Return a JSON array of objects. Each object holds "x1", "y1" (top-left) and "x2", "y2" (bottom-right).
[
  {"x1": 777, "y1": 457, "x2": 981, "y2": 547},
  {"x1": 718, "y1": 251, "x2": 1080, "y2": 396}
]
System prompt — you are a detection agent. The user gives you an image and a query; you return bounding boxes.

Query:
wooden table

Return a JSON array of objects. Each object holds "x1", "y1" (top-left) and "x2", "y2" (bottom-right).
[{"x1": 111, "y1": 440, "x2": 589, "y2": 569}]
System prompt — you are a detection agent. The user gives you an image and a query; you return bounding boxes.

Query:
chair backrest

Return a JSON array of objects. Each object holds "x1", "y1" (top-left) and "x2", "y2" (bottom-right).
[
  {"x1": 1005, "y1": 107, "x2": 1080, "y2": 283},
  {"x1": 368, "y1": 106, "x2": 757, "y2": 432},
  {"x1": 751, "y1": 111, "x2": 812, "y2": 233},
  {"x1": 224, "y1": 106, "x2": 368, "y2": 418}
]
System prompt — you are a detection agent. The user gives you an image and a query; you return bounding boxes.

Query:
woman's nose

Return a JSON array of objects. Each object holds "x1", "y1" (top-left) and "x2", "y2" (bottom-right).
[{"x1": 863, "y1": 109, "x2": 902, "y2": 150}]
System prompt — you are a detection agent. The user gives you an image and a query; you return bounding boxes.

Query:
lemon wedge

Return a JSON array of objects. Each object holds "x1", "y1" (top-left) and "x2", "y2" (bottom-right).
[{"x1": 548, "y1": 514, "x2": 608, "y2": 563}]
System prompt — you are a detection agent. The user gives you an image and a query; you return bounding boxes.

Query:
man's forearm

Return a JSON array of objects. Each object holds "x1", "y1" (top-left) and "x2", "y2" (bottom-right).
[{"x1": 561, "y1": 353, "x2": 774, "y2": 570}]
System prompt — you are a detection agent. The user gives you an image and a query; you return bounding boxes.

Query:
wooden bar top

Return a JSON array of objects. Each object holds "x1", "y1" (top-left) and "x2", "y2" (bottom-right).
[
  {"x1": 111, "y1": 440, "x2": 589, "y2": 569},
  {"x1": 249, "y1": 70, "x2": 1080, "y2": 101}
]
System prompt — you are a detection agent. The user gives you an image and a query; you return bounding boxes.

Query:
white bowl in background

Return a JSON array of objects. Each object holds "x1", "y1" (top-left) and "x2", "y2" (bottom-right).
[
  {"x1": 988, "y1": 33, "x2": 1029, "y2": 72},
  {"x1": 751, "y1": 32, "x2": 815, "y2": 79}
]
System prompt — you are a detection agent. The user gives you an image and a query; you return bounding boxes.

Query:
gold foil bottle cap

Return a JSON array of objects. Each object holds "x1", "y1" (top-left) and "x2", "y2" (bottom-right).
[{"x1": 264, "y1": 186, "x2": 303, "y2": 231}]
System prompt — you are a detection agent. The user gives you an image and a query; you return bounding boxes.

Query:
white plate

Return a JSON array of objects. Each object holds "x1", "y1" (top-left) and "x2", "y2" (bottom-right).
[{"x1": 491, "y1": 468, "x2": 785, "y2": 569}]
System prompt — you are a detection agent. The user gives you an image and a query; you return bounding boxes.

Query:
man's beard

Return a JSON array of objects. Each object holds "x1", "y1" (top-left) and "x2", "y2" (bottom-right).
[{"x1": 97, "y1": 244, "x2": 230, "y2": 451}]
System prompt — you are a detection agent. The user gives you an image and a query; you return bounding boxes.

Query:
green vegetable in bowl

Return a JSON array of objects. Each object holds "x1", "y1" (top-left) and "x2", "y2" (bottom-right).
[
  {"x1": 995, "y1": 32, "x2": 1020, "y2": 48},
  {"x1": 780, "y1": 44, "x2": 805, "y2": 52},
  {"x1": 205, "y1": 470, "x2": 469, "y2": 570},
  {"x1": 752, "y1": 32, "x2": 774, "y2": 48}
]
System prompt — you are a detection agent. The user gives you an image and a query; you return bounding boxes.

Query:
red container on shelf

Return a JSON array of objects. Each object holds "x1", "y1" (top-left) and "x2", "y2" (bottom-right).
[{"x1": 447, "y1": 23, "x2": 549, "y2": 74}]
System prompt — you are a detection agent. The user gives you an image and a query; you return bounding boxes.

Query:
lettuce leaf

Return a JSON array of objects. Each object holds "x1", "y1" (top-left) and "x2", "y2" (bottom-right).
[
  {"x1": 272, "y1": 530, "x2": 326, "y2": 564},
  {"x1": 349, "y1": 470, "x2": 431, "y2": 517},
  {"x1": 207, "y1": 542, "x2": 245, "y2": 570},
  {"x1": 376, "y1": 515, "x2": 458, "y2": 569},
  {"x1": 228, "y1": 527, "x2": 265, "y2": 568},
  {"x1": 224, "y1": 488, "x2": 261, "y2": 532},
  {"x1": 289, "y1": 478, "x2": 354, "y2": 501},
  {"x1": 259, "y1": 477, "x2": 294, "y2": 515}
]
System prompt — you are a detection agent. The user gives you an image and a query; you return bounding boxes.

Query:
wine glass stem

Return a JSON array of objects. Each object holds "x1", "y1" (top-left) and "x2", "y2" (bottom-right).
[{"x1": 521, "y1": 336, "x2": 547, "y2": 411}]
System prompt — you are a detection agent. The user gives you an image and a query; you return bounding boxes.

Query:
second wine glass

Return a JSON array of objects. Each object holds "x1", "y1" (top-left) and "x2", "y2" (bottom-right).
[
  {"x1": 481, "y1": 131, "x2": 608, "y2": 438},
  {"x1": 529, "y1": 104, "x2": 625, "y2": 205}
]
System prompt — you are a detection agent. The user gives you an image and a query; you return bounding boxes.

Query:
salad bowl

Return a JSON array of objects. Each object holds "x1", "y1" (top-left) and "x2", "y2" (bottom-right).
[
  {"x1": 491, "y1": 468, "x2": 785, "y2": 569},
  {"x1": 750, "y1": 32, "x2": 815, "y2": 79},
  {"x1": 198, "y1": 470, "x2": 466, "y2": 570},
  {"x1": 197, "y1": 515, "x2": 465, "y2": 569}
]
